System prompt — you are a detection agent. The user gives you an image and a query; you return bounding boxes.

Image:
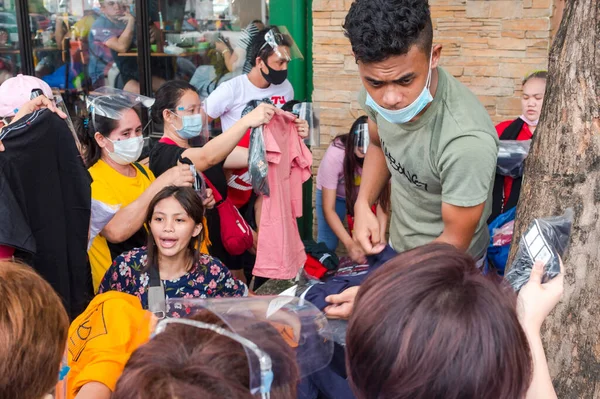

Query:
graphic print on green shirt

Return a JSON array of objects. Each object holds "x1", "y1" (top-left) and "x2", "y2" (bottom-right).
[{"x1": 358, "y1": 67, "x2": 499, "y2": 259}]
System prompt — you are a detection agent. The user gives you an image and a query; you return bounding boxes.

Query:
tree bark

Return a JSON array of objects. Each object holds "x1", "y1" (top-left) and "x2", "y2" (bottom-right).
[{"x1": 506, "y1": 0, "x2": 600, "y2": 397}]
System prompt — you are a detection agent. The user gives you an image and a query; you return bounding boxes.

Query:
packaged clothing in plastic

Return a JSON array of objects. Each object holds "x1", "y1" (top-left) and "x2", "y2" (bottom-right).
[
  {"x1": 249, "y1": 124, "x2": 270, "y2": 196},
  {"x1": 487, "y1": 207, "x2": 516, "y2": 275},
  {"x1": 243, "y1": 99, "x2": 272, "y2": 196},
  {"x1": 496, "y1": 140, "x2": 531, "y2": 178},
  {"x1": 504, "y1": 208, "x2": 573, "y2": 291},
  {"x1": 493, "y1": 220, "x2": 515, "y2": 246}
]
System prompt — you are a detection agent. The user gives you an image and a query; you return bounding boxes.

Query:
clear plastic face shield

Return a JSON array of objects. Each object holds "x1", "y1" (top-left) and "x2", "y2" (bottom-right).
[
  {"x1": 292, "y1": 102, "x2": 320, "y2": 147},
  {"x1": 51, "y1": 88, "x2": 82, "y2": 154},
  {"x1": 86, "y1": 87, "x2": 155, "y2": 135},
  {"x1": 261, "y1": 26, "x2": 304, "y2": 62},
  {"x1": 354, "y1": 123, "x2": 369, "y2": 155},
  {"x1": 159, "y1": 297, "x2": 334, "y2": 399}
]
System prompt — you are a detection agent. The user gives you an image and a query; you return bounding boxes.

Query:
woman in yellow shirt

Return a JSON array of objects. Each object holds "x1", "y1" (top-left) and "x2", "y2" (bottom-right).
[{"x1": 78, "y1": 92, "x2": 196, "y2": 291}]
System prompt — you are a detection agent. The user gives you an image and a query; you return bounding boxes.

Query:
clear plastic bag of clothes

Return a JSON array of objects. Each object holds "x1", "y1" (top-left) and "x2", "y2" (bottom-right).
[
  {"x1": 248, "y1": 124, "x2": 269, "y2": 196},
  {"x1": 493, "y1": 220, "x2": 515, "y2": 246},
  {"x1": 504, "y1": 208, "x2": 573, "y2": 291},
  {"x1": 497, "y1": 140, "x2": 531, "y2": 178}
]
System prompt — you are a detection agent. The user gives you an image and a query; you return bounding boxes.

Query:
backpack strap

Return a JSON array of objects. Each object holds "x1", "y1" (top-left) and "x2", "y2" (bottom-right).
[
  {"x1": 133, "y1": 162, "x2": 150, "y2": 180},
  {"x1": 147, "y1": 264, "x2": 166, "y2": 318}
]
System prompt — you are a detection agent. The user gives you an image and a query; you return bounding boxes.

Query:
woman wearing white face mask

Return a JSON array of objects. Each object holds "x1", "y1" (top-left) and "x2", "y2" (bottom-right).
[
  {"x1": 488, "y1": 70, "x2": 547, "y2": 224},
  {"x1": 77, "y1": 92, "x2": 196, "y2": 292}
]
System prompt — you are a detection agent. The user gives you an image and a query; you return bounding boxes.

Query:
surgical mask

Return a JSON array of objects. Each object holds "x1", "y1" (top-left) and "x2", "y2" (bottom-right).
[
  {"x1": 171, "y1": 112, "x2": 204, "y2": 139},
  {"x1": 519, "y1": 114, "x2": 538, "y2": 127},
  {"x1": 107, "y1": 135, "x2": 144, "y2": 165},
  {"x1": 365, "y1": 51, "x2": 434, "y2": 124},
  {"x1": 261, "y1": 62, "x2": 288, "y2": 85}
]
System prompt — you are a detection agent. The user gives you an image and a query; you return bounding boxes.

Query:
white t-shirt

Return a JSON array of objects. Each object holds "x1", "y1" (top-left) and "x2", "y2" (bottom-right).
[{"x1": 205, "y1": 74, "x2": 294, "y2": 131}]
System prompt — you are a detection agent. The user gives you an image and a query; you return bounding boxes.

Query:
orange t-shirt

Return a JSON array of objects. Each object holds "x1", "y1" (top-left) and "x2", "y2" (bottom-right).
[{"x1": 67, "y1": 292, "x2": 153, "y2": 398}]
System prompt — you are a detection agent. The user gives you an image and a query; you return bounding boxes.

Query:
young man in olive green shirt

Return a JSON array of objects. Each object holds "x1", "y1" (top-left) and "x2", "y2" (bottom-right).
[{"x1": 325, "y1": 0, "x2": 498, "y2": 319}]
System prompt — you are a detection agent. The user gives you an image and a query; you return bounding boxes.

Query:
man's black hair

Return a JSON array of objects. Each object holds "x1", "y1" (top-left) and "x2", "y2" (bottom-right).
[
  {"x1": 247, "y1": 26, "x2": 292, "y2": 67},
  {"x1": 343, "y1": 0, "x2": 433, "y2": 64}
]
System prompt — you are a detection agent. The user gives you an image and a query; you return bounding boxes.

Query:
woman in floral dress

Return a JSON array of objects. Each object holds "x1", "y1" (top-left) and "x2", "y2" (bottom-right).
[{"x1": 99, "y1": 186, "x2": 247, "y2": 308}]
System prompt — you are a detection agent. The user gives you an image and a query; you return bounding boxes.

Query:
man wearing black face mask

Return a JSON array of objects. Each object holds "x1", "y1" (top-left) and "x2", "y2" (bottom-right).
[
  {"x1": 205, "y1": 26, "x2": 297, "y2": 132},
  {"x1": 204, "y1": 26, "x2": 305, "y2": 283}
]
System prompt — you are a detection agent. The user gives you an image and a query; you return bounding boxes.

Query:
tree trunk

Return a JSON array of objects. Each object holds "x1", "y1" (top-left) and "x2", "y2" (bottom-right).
[{"x1": 506, "y1": 0, "x2": 600, "y2": 397}]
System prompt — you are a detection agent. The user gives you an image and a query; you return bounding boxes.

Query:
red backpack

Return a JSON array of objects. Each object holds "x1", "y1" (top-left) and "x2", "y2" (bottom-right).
[{"x1": 203, "y1": 174, "x2": 253, "y2": 256}]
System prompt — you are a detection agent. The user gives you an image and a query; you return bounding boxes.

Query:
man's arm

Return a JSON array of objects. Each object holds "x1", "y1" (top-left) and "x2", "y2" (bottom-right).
[
  {"x1": 104, "y1": 13, "x2": 135, "y2": 54},
  {"x1": 437, "y1": 133, "x2": 497, "y2": 252},
  {"x1": 435, "y1": 202, "x2": 485, "y2": 252},
  {"x1": 75, "y1": 382, "x2": 112, "y2": 399},
  {"x1": 353, "y1": 118, "x2": 392, "y2": 254},
  {"x1": 355, "y1": 118, "x2": 390, "y2": 207}
]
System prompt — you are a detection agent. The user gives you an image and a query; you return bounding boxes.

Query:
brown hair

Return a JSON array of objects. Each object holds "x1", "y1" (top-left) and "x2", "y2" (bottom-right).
[
  {"x1": 0, "y1": 260, "x2": 69, "y2": 399},
  {"x1": 113, "y1": 310, "x2": 299, "y2": 399},
  {"x1": 145, "y1": 186, "x2": 206, "y2": 273},
  {"x1": 346, "y1": 243, "x2": 532, "y2": 399}
]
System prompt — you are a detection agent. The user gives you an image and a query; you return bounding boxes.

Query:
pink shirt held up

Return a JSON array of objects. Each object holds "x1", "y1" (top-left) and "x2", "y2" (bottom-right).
[{"x1": 253, "y1": 112, "x2": 312, "y2": 279}]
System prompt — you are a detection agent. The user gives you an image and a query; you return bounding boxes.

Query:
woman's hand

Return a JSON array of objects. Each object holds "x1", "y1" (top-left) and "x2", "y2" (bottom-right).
[
  {"x1": 517, "y1": 260, "x2": 564, "y2": 334},
  {"x1": 346, "y1": 241, "x2": 367, "y2": 264},
  {"x1": 159, "y1": 164, "x2": 194, "y2": 188},
  {"x1": 0, "y1": 96, "x2": 68, "y2": 152},
  {"x1": 294, "y1": 117, "x2": 309, "y2": 138},
  {"x1": 324, "y1": 286, "x2": 360, "y2": 320},
  {"x1": 202, "y1": 188, "x2": 216, "y2": 209},
  {"x1": 13, "y1": 95, "x2": 67, "y2": 124},
  {"x1": 242, "y1": 103, "x2": 280, "y2": 128}
]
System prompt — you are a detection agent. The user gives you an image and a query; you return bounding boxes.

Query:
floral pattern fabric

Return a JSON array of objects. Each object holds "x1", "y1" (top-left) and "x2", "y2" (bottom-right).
[{"x1": 98, "y1": 247, "x2": 247, "y2": 309}]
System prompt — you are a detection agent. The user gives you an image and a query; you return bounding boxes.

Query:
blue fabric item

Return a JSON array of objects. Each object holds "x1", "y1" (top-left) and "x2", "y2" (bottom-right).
[
  {"x1": 487, "y1": 206, "x2": 517, "y2": 275},
  {"x1": 304, "y1": 245, "x2": 397, "y2": 311},
  {"x1": 41, "y1": 63, "x2": 84, "y2": 89},
  {"x1": 315, "y1": 188, "x2": 347, "y2": 251},
  {"x1": 297, "y1": 344, "x2": 355, "y2": 399}
]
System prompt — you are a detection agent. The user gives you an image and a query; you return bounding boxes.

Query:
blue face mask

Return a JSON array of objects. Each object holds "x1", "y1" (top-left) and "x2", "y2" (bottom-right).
[
  {"x1": 365, "y1": 52, "x2": 434, "y2": 124},
  {"x1": 171, "y1": 112, "x2": 204, "y2": 139}
]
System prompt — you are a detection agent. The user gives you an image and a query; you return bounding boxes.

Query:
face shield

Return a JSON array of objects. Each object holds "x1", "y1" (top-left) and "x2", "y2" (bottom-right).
[
  {"x1": 261, "y1": 26, "x2": 304, "y2": 62},
  {"x1": 86, "y1": 87, "x2": 155, "y2": 134},
  {"x1": 159, "y1": 296, "x2": 334, "y2": 398},
  {"x1": 292, "y1": 102, "x2": 320, "y2": 147},
  {"x1": 354, "y1": 122, "x2": 369, "y2": 155}
]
